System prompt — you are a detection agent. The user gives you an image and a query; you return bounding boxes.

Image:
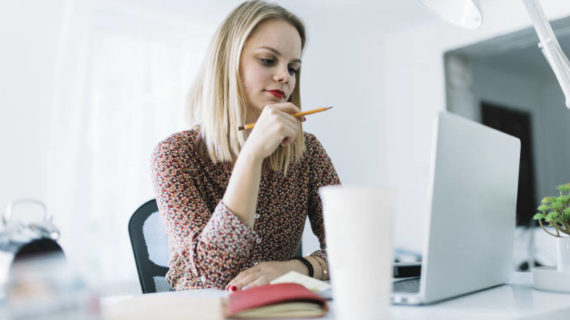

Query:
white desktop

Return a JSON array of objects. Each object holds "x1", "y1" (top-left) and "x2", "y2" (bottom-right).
[{"x1": 101, "y1": 272, "x2": 570, "y2": 320}]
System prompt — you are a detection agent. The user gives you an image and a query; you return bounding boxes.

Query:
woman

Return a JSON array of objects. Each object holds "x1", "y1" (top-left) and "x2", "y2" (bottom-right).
[{"x1": 151, "y1": 0, "x2": 340, "y2": 292}]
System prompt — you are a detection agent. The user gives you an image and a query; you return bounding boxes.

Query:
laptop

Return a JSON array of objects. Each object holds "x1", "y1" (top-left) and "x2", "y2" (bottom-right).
[{"x1": 391, "y1": 111, "x2": 521, "y2": 305}]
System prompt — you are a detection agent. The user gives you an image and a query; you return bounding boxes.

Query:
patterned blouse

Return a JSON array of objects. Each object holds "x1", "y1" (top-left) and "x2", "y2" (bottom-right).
[{"x1": 151, "y1": 128, "x2": 340, "y2": 290}]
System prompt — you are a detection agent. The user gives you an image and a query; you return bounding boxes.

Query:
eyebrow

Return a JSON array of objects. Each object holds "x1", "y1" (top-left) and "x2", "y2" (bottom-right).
[{"x1": 259, "y1": 46, "x2": 302, "y2": 64}]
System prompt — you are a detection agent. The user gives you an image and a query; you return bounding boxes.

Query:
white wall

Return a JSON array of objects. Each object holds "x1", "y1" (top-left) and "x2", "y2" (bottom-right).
[
  {"x1": 470, "y1": 61, "x2": 541, "y2": 120},
  {"x1": 4, "y1": 0, "x2": 570, "y2": 286},
  {"x1": 467, "y1": 60, "x2": 570, "y2": 204},
  {"x1": 464, "y1": 62, "x2": 570, "y2": 266},
  {"x1": 536, "y1": 80, "x2": 570, "y2": 194},
  {"x1": 381, "y1": 0, "x2": 570, "y2": 252},
  {"x1": 0, "y1": 0, "x2": 392, "y2": 287},
  {"x1": 297, "y1": 12, "x2": 388, "y2": 255},
  {"x1": 0, "y1": 1, "x2": 64, "y2": 211},
  {"x1": 469, "y1": 62, "x2": 544, "y2": 194},
  {"x1": 0, "y1": 3, "x2": 388, "y2": 203}
]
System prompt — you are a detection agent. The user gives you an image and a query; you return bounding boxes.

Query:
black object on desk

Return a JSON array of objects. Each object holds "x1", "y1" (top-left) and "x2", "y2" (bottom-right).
[{"x1": 393, "y1": 262, "x2": 422, "y2": 278}]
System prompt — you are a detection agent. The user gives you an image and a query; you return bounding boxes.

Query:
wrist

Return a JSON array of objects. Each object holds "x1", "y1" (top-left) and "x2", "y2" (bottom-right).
[
  {"x1": 308, "y1": 256, "x2": 329, "y2": 280},
  {"x1": 238, "y1": 144, "x2": 264, "y2": 166},
  {"x1": 288, "y1": 259, "x2": 308, "y2": 276},
  {"x1": 292, "y1": 257, "x2": 314, "y2": 277}
]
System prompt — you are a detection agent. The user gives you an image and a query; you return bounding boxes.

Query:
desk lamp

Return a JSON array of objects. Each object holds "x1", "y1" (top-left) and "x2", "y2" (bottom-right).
[{"x1": 417, "y1": 0, "x2": 570, "y2": 109}]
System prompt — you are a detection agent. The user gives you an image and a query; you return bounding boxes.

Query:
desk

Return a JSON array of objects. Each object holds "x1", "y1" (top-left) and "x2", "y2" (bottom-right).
[{"x1": 102, "y1": 273, "x2": 570, "y2": 319}]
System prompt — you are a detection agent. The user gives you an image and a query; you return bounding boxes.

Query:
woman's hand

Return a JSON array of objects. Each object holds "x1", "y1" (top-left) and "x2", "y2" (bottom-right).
[
  {"x1": 226, "y1": 260, "x2": 304, "y2": 292},
  {"x1": 241, "y1": 102, "x2": 304, "y2": 161},
  {"x1": 221, "y1": 102, "x2": 304, "y2": 228}
]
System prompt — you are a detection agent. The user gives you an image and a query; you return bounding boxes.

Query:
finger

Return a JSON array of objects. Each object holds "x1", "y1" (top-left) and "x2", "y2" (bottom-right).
[
  {"x1": 281, "y1": 125, "x2": 298, "y2": 146},
  {"x1": 242, "y1": 275, "x2": 271, "y2": 290},
  {"x1": 280, "y1": 131, "x2": 297, "y2": 147},
  {"x1": 233, "y1": 272, "x2": 263, "y2": 291},
  {"x1": 266, "y1": 111, "x2": 298, "y2": 137},
  {"x1": 228, "y1": 265, "x2": 260, "y2": 287},
  {"x1": 265, "y1": 102, "x2": 300, "y2": 115},
  {"x1": 280, "y1": 123, "x2": 300, "y2": 146},
  {"x1": 280, "y1": 115, "x2": 300, "y2": 134},
  {"x1": 227, "y1": 267, "x2": 255, "y2": 290},
  {"x1": 260, "y1": 105, "x2": 303, "y2": 130}
]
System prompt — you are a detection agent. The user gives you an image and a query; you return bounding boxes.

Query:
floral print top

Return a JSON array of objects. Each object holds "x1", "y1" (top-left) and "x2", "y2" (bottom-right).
[{"x1": 151, "y1": 128, "x2": 340, "y2": 290}]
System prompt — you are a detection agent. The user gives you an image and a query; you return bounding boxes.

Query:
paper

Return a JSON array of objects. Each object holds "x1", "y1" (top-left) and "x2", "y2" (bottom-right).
[{"x1": 270, "y1": 271, "x2": 331, "y2": 292}]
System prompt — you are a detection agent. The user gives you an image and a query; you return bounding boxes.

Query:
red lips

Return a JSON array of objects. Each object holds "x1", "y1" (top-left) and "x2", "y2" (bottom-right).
[{"x1": 267, "y1": 90, "x2": 285, "y2": 99}]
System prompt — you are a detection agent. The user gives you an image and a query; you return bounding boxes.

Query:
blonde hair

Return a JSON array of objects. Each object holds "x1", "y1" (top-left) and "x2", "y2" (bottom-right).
[{"x1": 187, "y1": 0, "x2": 306, "y2": 174}]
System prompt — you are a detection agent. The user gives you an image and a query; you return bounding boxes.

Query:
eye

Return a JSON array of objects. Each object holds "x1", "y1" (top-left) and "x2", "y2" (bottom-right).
[
  {"x1": 259, "y1": 58, "x2": 274, "y2": 66},
  {"x1": 288, "y1": 67, "x2": 298, "y2": 76}
]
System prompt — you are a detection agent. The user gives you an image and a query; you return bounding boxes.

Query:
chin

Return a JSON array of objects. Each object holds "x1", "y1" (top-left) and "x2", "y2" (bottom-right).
[{"x1": 259, "y1": 102, "x2": 275, "y2": 109}]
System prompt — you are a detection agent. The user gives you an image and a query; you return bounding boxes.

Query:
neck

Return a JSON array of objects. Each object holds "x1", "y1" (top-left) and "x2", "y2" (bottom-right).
[
  {"x1": 245, "y1": 104, "x2": 261, "y2": 124},
  {"x1": 245, "y1": 111, "x2": 260, "y2": 125}
]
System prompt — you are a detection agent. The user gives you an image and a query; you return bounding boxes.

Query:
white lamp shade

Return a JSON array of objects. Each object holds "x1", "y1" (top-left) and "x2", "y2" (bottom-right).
[{"x1": 417, "y1": 0, "x2": 483, "y2": 29}]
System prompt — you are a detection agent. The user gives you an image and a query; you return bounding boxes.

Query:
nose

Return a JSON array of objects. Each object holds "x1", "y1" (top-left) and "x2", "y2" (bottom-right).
[{"x1": 273, "y1": 64, "x2": 291, "y2": 84}]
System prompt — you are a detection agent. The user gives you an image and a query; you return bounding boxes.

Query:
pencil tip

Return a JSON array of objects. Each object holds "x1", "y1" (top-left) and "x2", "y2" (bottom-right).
[{"x1": 238, "y1": 125, "x2": 245, "y2": 130}]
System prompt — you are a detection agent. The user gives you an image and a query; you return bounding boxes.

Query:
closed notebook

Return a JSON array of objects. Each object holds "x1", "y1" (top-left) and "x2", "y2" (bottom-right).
[{"x1": 225, "y1": 283, "x2": 328, "y2": 319}]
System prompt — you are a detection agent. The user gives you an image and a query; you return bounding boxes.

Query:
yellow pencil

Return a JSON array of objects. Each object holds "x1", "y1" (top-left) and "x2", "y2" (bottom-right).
[{"x1": 238, "y1": 107, "x2": 333, "y2": 131}]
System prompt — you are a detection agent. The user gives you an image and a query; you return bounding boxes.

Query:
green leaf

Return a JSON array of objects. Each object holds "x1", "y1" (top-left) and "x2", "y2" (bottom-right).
[
  {"x1": 552, "y1": 201, "x2": 563, "y2": 211},
  {"x1": 534, "y1": 213, "x2": 545, "y2": 220},
  {"x1": 542, "y1": 216, "x2": 552, "y2": 224},
  {"x1": 557, "y1": 184, "x2": 570, "y2": 193},
  {"x1": 559, "y1": 195, "x2": 570, "y2": 203},
  {"x1": 546, "y1": 211, "x2": 558, "y2": 222},
  {"x1": 538, "y1": 184, "x2": 570, "y2": 231},
  {"x1": 542, "y1": 197, "x2": 554, "y2": 204}
]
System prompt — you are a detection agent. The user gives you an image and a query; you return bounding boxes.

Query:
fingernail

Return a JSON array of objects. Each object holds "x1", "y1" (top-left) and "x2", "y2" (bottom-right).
[
  {"x1": 230, "y1": 286, "x2": 237, "y2": 292},
  {"x1": 302, "y1": 116, "x2": 306, "y2": 121}
]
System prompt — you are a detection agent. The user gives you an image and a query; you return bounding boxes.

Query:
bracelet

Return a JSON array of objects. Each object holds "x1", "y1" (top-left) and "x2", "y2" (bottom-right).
[
  {"x1": 313, "y1": 256, "x2": 329, "y2": 280},
  {"x1": 293, "y1": 257, "x2": 314, "y2": 277}
]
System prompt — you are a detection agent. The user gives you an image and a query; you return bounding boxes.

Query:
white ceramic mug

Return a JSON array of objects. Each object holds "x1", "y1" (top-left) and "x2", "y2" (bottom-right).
[{"x1": 319, "y1": 186, "x2": 394, "y2": 320}]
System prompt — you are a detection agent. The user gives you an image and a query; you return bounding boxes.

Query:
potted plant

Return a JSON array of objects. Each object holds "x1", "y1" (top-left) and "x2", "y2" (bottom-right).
[{"x1": 533, "y1": 183, "x2": 570, "y2": 272}]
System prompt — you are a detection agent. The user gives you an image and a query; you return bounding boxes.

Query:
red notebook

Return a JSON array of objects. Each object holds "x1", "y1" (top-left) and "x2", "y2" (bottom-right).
[{"x1": 225, "y1": 283, "x2": 328, "y2": 319}]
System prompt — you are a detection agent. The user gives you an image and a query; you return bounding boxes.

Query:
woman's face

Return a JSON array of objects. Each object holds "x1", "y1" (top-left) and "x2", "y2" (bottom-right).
[{"x1": 239, "y1": 19, "x2": 302, "y2": 122}]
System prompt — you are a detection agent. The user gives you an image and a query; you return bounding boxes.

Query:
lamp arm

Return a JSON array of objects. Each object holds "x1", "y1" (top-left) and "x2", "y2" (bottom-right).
[{"x1": 522, "y1": 0, "x2": 570, "y2": 109}]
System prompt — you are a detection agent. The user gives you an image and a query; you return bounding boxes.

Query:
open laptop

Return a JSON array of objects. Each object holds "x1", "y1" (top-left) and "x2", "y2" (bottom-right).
[{"x1": 391, "y1": 111, "x2": 521, "y2": 305}]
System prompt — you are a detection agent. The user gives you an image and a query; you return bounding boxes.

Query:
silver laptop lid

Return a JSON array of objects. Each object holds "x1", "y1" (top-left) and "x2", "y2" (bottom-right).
[{"x1": 418, "y1": 112, "x2": 520, "y2": 304}]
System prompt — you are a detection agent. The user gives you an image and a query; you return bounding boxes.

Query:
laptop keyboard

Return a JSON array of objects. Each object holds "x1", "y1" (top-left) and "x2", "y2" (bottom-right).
[{"x1": 393, "y1": 277, "x2": 420, "y2": 293}]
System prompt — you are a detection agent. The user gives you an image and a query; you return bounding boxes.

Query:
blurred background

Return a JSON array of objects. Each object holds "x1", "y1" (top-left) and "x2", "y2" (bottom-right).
[{"x1": 1, "y1": 0, "x2": 570, "y2": 294}]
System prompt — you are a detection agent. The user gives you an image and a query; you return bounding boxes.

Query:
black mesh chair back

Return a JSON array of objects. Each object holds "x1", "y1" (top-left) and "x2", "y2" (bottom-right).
[
  {"x1": 129, "y1": 199, "x2": 304, "y2": 293},
  {"x1": 128, "y1": 199, "x2": 172, "y2": 293}
]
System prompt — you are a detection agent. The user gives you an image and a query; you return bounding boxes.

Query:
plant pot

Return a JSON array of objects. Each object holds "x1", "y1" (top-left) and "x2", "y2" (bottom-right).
[{"x1": 557, "y1": 236, "x2": 570, "y2": 272}]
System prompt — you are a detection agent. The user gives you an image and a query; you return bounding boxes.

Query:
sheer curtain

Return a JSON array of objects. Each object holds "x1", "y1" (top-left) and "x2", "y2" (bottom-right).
[{"x1": 46, "y1": 0, "x2": 218, "y2": 292}]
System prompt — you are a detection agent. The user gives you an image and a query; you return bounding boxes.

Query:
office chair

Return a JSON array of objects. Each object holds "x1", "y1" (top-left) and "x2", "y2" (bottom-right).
[
  {"x1": 128, "y1": 199, "x2": 172, "y2": 293},
  {"x1": 129, "y1": 199, "x2": 304, "y2": 293}
]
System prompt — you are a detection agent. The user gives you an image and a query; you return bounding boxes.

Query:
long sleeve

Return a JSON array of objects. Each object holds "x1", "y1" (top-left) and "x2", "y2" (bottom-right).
[
  {"x1": 151, "y1": 134, "x2": 259, "y2": 289},
  {"x1": 150, "y1": 130, "x2": 340, "y2": 290},
  {"x1": 305, "y1": 134, "x2": 341, "y2": 262}
]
